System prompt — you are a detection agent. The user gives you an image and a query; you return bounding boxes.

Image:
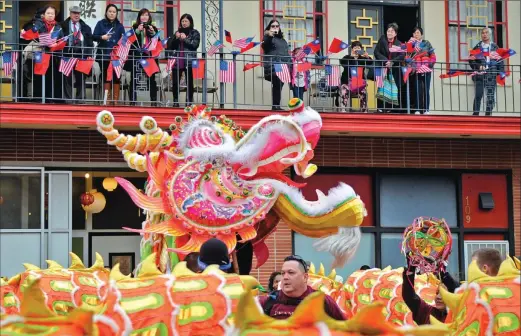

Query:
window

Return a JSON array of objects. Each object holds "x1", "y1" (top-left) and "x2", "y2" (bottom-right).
[
  {"x1": 0, "y1": 170, "x2": 42, "y2": 230},
  {"x1": 380, "y1": 175, "x2": 458, "y2": 228},
  {"x1": 72, "y1": 177, "x2": 86, "y2": 230},
  {"x1": 109, "y1": 0, "x2": 179, "y2": 35},
  {"x1": 446, "y1": 0, "x2": 508, "y2": 69},
  {"x1": 294, "y1": 232, "x2": 375, "y2": 278},
  {"x1": 261, "y1": 0, "x2": 327, "y2": 51},
  {"x1": 91, "y1": 177, "x2": 147, "y2": 230}
]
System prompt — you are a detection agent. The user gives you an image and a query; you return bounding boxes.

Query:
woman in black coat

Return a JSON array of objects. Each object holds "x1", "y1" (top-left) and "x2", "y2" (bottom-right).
[
  {"x1": 374, "y1": 22, "x2": 405, "y2": 113},
  {"x1": 262, "y1": 19, "x2": 290, "y2": 111},
  {"x1": 125, "y1": 8, "x2": 159, "y2": 105},
  {"x1": 93, "y1": 4, "x2": 125, "y2": 104},
  {"x1": 167, "y1": 13, "x2": 200, "y2": 107}
]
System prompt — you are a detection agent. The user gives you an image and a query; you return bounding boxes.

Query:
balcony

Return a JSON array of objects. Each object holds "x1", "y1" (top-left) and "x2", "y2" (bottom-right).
[{"x1": 1, "y1": 47, "x2": 520, "y2": 138}]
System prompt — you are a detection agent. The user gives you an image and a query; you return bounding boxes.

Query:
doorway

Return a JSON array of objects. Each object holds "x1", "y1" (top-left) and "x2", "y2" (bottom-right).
[
  {"x1": 18, "y1": 1, "x2": 64, "y2": 30},
  {"x1": 383, "y1": 5, "x2": 419, "y2": 43}
]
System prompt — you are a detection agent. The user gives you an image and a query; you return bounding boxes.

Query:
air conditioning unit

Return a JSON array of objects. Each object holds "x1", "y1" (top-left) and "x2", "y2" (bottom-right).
[{"x1": 463, "y1": 240, "x2": 509, "y2": 280}]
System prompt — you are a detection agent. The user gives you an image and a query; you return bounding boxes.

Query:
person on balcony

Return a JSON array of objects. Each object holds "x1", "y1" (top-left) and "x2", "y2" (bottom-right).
[
  {"x1": 262, "y1": 19, "x2": 290, "y2": 111},
  {"x1": 125, "y1": 8, "x2": 159, "y2": 106},
  {"x1": 374, "y1": 23, "x2": 405, "y2": 113},
  {"x1": 290, "y1": 47, "x2": 310, "y2": 101},
  {"x1": 469, "y1": 27, "x2": 503, "y2": 116},
  {"x1": 60, "y1": 5, "x2": 94, "y2": 103},
  {"x1": 30, "y1": 5, "x2": 64, "y2": 103},
  {"x1": 19, "y1": 7, "x2": 45, "y2": 102},
  {"x1": 167, "y1": 13, "x2": 200, "y2": 107},
  {"x1": 93, "y1": 4, "x2": 124, "y2": 105},
  {"x1": 339, "y1": 41, "x2": 372, "y2": 112},
  {"x1": 409, "y1": 27, "x2": 436, "y2": 114}
]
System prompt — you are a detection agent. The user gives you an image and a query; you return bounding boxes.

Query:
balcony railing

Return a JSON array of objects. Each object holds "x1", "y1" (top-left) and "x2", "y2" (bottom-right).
[{"x1": 1, "y1": 46, "x2": 520, "y2": 116}]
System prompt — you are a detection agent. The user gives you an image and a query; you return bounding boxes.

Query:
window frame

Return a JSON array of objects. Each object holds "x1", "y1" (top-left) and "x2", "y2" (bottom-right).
[
  {"x1": 290, "y1": 167, "x2": 514, "y2": 279},
  {"x1": 108, "y1": 0, "x2": 180, "y2": 34},
  {"x1": 445, "y1": 0, "x2": 509, "y2": 68},
  {"x1": 260, "y1": 0, "x2": 328, "y2": 53}
]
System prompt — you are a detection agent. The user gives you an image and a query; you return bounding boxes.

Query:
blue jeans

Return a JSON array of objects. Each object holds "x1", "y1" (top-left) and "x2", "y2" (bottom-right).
[{"x1": 292, "y1": 86, "x2": 304, "y2": 100}]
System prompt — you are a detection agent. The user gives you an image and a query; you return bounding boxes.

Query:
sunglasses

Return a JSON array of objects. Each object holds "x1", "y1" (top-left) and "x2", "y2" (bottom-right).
[
  {"x1": 271, "y1": 24, "x2": 280, "y2": 28},
  {"x1": 284, "y1": 255, "x2": 308, "y2": 272}
]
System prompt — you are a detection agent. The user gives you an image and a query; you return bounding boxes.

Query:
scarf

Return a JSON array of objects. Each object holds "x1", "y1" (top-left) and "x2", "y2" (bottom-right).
[{"x1": 44, "y1": 19, "x2": 56, "y2": 33}]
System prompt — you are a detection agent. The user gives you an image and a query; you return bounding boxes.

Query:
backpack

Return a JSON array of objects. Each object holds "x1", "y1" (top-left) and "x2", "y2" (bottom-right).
[{"x1": 262, "y1": 291, "x2": 303, "y2": 316}]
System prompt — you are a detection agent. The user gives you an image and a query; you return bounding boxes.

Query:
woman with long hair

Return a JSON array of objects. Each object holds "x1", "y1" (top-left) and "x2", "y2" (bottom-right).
[
  {"x1": 374, "y1": 22, "x2": 405, "y2": 113},
  {"x1": 29, "y1": 5, "x2": 64, "y2": 103},
  {"x1": 167, "y1": 13, "x2": 200, "y2": 107},
  {"x1": 93, "y1": 4, "x2": 125, "y2": 105},
  {"x1": 262, "y1": 19, "x2": 290, "y2": 111},
  {"x1": 125, "y1": 8, "x2": 159, "y2": 105}
]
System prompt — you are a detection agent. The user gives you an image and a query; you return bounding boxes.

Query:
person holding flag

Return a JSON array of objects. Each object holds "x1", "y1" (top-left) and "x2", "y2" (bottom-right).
[
  {"x1": 262, "y1": 19, "x2": 290, "y2": 111},
  {"x1": 59, "y1": 5, "x2": 94, "y2": 103},
  {"x1": 28, "y1": 5, "x2": 64, "y2": 103},
  {"x1": 166, "y1": 13, "x2": 201, "y2": 107},
  {"x1": 125, "y1": 8, "x2": 159, "y2": 105},
  {"x1": 93, "y1": 4, "x2": 125, "y2": 105},
  {"x1": 409, "y1": 26, "x2": 436, "y2": 114},
  {"x1": 290, "y1": 47, "x2": 310, "y2": 100},
  {"x1": 338, "y1": 41, "x2": 372, "y2": 112},
  {"x1": 469, "y1": 27, "x2": 503, "y2": 116},
  {"x1": 374, "y1": 22, "x2": 405, "y2": 113}
]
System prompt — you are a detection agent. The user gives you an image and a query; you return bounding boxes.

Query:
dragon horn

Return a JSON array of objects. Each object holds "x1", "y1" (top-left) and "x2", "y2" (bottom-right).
[{"x1": 96, "y1": 111, "x2": 174, "y2": 154}]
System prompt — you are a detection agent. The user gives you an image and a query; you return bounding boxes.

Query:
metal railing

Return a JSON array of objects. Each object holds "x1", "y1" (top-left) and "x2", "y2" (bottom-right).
[{"x1": 1, "y1": 45, "x2": 520, "y2": 116}]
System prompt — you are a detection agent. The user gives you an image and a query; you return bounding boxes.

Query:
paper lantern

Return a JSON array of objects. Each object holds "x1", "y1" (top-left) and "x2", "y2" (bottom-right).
[
  {"x1": 80, "y1": 192, "x2": 95, "y2": 207},
  {"x1": 102, "y1": 177, "x2": 118, "y2": 192},
  {"x1": 82, "y1": 189, "x2": 106, "y2": 214}
]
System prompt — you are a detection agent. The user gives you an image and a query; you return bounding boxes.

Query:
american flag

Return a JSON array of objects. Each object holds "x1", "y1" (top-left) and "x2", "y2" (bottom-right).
[
  {"x1": 2, "y1": 51, "x2": 18, "y2": 77},
  {"x1": 146, "y1": 32, "x2": 160, "y2": 51},
  {"x1": 374, "y1": 67, "x2": 387, "y2": 88},
  {"x1": 415, "y1": 64, "x2": 433, "y2": 74},
  {"x1": 295, "y1": 39, "x2": 320, "y2": 61},
  {"x1": 112, "y1": 59, "x2": 123, "y2": 78},
  {"x1": 233, "y1": 37, "x2": 253, "y2": 49},
  {"x1": 325, "y1": 65, "x2": 340, "y2": 86},
  {"x1": 389, "y1": 45, "x2": 406, "y2": 53},
  {"x1": 489, "y1": 51, "x2": 502, "y2": 61},
  {"x1": 39, "y1": 30, "x2": 60, "y2": 46},
  {"x1": 166, "y1": 58, "x2": 176, "y2": 73},
  {"x1": 116, "y1": 30, "x2": 136, "y2": 62},
  {"x1": 274, "y1": 63, "x2": 291, "y2": 83},
  {"x1": 207, "y1": 40, "x2": 224, "y2": 57},
  {"x1": 219, "y1": 60, "x2": 235, "y2": 83},
  {"x1": 58, "y1": 57, "x2": 78, "y2": 76}
]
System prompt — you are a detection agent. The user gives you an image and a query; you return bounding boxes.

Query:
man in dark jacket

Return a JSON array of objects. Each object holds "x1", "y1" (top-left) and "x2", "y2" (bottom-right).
[
  {"x1": 468, "y1": 27, "x2": 503, "y2": 116},
  {"x1": 60, "y1": 5, "x2": 94, "y2": 102},
  {"x1": 402, "y1": 256, "x2": 459, "y2": 325},
  {"x1": 258, "y1": 255, "x2": 346, "y2": 320}
]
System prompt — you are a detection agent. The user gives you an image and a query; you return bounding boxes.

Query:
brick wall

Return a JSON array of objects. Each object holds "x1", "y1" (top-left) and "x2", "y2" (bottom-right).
[{"x1": 1, "y1": 129, "x2": 519, "y2": 287}]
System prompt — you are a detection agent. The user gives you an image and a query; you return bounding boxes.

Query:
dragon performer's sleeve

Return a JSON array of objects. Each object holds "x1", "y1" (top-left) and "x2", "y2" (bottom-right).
[{"x1": 439, "y1": 270, "x2": 459, "y2": 293}]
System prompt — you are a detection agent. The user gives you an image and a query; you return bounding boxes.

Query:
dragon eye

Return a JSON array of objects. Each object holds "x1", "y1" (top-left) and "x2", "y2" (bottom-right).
[
  {"x1": 225, "y1": 196, "x2": 232, "y2": 203},
  {"x1": 203, "y1": 174, "x2": 210, "y2": 181},
  {"x1": 216, "y1": 191, "x2": 221, "y2": 197}
]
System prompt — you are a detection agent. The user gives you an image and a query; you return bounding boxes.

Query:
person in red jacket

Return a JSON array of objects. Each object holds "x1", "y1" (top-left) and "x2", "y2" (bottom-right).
[
  {"x1": 258, "y1": 255, "x2": 346, "y2": 320},
  {"x1": 402, "y1": 255, "x2": 459, "y2": 325}
]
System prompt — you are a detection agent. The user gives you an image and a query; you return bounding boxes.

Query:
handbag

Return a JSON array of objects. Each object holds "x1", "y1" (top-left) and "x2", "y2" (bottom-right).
[{"x1": 376, "y1": 73, "x2": 399, "y2": 105}]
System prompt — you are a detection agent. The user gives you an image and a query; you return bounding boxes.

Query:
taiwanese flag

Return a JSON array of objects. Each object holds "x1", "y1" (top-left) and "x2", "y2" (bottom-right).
[
  {"x1": 401, "y1": 66, "x2": 412, "y2": 83},
  {"x1": 296, "y1": 62, "x2": 312, "y2": 72},
  {"x1": 328, "y1": 38, "x2": 348, "y2": 54},
  {"x1": 151, "y1": 38, "x2": 168, "y2": 58},
  {"x1": 496, "y1": 71, "x2": 509, "y2": 86},
  {"x1": 350, "y1": 67, "x2": 365, "y2": 87},
  {"x1": 496, "y1": 48, "x2": 516, "y2": 59},
  {"x1": 243, "y1": 62, "x2": 261, "y2": 71},
  {"x1": 304, "y1": 39, "x2": 321, "y2": 54},
  {"x1": 49, "y1": 36, "x2": 69, "y2": 52},
  {"x1": 33, "y1": 52, "x2": 50, "y2": 75},
  {"x1": 139, "y1": 58, "x2": 159, "y2": 77},
  {"x1": 240, "y1": 41, "x2": 260, "y2": 53},
  {"x1": 192, "y1": 59, "x2": 206, "y2": 79},
  {"x1": 470, "y1": 48, "x2": 489, "y2": 58},
  {"x1": 75, "y1": 58, "x2": 95, "y2": 75},
  {"x1": 439, "y1": 70, "x2": 466, "y2": 79},
  {"x1": 20, "y1": 27, "x2": 39, "y2": 40},
  {"x1": 224, "y1": 30, "x2": 232, "y2": 44}
]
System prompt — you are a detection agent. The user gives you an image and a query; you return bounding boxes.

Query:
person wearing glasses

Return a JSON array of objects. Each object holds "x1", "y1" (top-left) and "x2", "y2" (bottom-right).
[{"x1": 258, "y1": 255, "x2": 346, "y2": 320}]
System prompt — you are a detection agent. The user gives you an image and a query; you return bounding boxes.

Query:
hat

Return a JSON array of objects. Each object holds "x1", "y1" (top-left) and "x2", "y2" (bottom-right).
[
  {"x1": 198, "y1": 238, "x2": 232, "y2": 271},
  {"x1": 288, "y1": 98, "x2": 304, "y2": 113},
  {"x1": 69, "y1": 5, "x2": 81, "y2": 13}
]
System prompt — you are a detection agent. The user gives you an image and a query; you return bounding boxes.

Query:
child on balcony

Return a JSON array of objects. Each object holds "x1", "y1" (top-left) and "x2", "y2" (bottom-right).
[{"x1": 290, "y1": 47, "x2": 309, "y2": 101}]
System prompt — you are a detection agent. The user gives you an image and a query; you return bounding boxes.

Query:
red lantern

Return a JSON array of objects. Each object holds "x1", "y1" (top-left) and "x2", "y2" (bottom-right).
[{"x1": 80, "y1": 192, "x2": 95, "y2": 207}]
